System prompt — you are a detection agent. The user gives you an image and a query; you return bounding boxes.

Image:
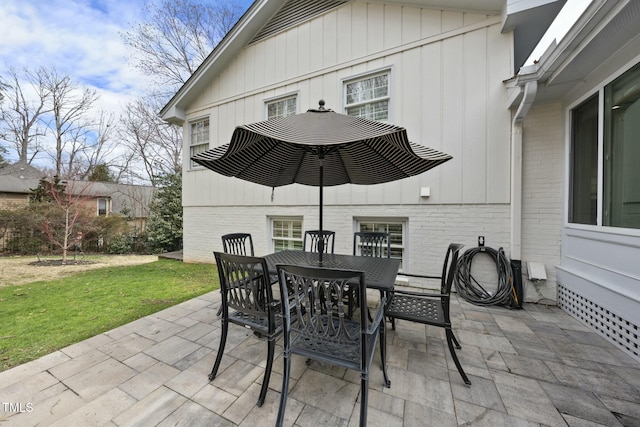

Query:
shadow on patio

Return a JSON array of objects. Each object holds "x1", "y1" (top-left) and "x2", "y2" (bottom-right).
[{"x1": 1, "y1": 290, "x2": 639, "y2": 426}]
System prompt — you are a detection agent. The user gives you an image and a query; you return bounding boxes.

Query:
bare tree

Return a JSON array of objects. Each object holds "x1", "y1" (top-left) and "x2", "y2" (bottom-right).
[
  {"x1": 31, "y1": 176, "x2": 100, "y2": 263},
  {"x1": 0, "y1": 67, "x2": 51, "y2": 163},
  {"x1": 122, "y1": 0, "x2": 243, "y2": 99},
  {"x1": 68, "y1": 110, "x2": 119, "y2": 180},
  {"x1": 118, "y1": 98, "x2": 182, "y2": 185},
  {"x1": 41, "y1": 68, "x2": 99, "y2": 177}
]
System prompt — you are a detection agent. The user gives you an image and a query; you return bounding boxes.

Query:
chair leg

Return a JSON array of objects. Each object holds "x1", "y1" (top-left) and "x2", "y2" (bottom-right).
[
  {"x1": 257, "y1": 338, "x2": 275, "y2": 407},
  {"x1": 450, "y1": 330, "x2": 462, "y2": 349},
  {"x1": 208, "y1": 320, "x2": 228, "y2": 381},
  {"x1": 379, "y1": 319, "x2": 391, "y2": 388},
  {"x1": 276, "y1": 353, "x2": 291, "y2": 427},
  {"x1": 445, "y1": 328, "x2": 471, "y2": 385},
  {"x1": 359, "y1": 375, "x2": 369, "y2": 427}
]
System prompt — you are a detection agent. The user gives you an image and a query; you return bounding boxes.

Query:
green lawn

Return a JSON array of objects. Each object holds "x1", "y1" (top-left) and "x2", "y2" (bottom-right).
[{"x1": 0, "y1": 259, "x2": 219, "y2": 372}]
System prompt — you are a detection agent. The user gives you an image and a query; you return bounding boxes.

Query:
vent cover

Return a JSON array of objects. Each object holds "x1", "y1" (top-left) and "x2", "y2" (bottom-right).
[
  {"x1": 558, "y1": 284, "x2": 639, "y2": 361},
  {"x1": 251, "y1": 0, "x2": 348, "y2": 44}
]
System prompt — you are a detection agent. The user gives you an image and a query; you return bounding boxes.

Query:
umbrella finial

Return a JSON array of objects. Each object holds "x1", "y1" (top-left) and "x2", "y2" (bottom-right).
[{"x1": 308, "y1": 100, "x2": 331, "y2": 113}]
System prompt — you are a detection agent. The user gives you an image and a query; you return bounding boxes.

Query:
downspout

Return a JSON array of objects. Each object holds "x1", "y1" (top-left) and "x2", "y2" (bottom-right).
[
  {"x1": 510, "y1": 80, "x2": 537, "y2": 307},
  {"x1": 511, "y1": 80, "x2": 537, "y2": 261}
]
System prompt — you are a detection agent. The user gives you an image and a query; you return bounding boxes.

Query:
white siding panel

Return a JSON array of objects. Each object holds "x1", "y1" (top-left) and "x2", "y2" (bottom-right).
[
  {"x1": 399, "y1": 48, "x2": 422, "y2": 137},
  {"x1": 309, "y1": 18, "x2": 324, "y2": 71},
  {"x1": 336, "y1": 6, "x2": 352, "y2": 64},
  {"x1": 274, "y1": 32, "x2": 287, "y2": 83},
  {"x1": 402, "y1": 6, "x2": 421, "y2": 44},
  {"x1": 262, "y1": 37, "x2": 276, "y2": 86},
  {"x1": 462, "y1": 29, "x2": 488, "y2": 203},
  {"x1": 440, "y1": 35, "x2": 464, "y2": 203},
  {"x1": 251, "y1": 41, "x2": 266, "y2": 89},
  {"x1": 442, "y1": 10, "x2": 463, "y2": 32},
  {"x1": 420, "y1": 42, "x2": 444, "y2": 204},
  {"x1": 351, "y1": 2, "x2": 368, "y2": 58},
  {"x1": 384, "y1": 5, "x2": 402, "y2": 50},
  {"x1": 421, "y1": 8, "x2": 442, "y2": 38},
  {"x1": 322, "y1": 10, "x2": 338, "y2": 68},
  {"x1": 285, "y1": 28, "x2": 299, "y2": 80},
  {"x1": 297, "y1": 21, "x2": 311, "y2": 76},
  {"x1": 367, "y1": 3, "x2": 384, "y2": 55},
  {"x1": 486, "y1": 25, "x2": 511, "y2": 203}
]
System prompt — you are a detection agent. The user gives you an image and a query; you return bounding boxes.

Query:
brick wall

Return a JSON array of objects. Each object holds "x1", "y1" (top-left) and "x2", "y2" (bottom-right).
[
  {"x1": 184, "y1": 203, "x2": 511, "y2": 289},
  {"x1": 521, "y1": 103, "x2": 564, "y2": 303}
]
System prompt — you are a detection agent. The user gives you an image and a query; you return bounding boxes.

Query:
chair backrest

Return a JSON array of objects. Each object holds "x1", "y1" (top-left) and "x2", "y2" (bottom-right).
[
  {"x1": 214, "y1": 252, "x2": 276, "y2": 329},
  {"x1": 221, "y1": 233, "x2": 254, "y2": 256},
  {"x1": 440, "y1": 243, "x2": 464, "y2": 294},
  {"x1": 276, "y1": 264, "x2": 367, "y2": 363},
  {"x1": 353, "y1": 231, "x2": 390, "y2": 258},
  {"x1": 303, "y1": 230, "x2": 335, "y2": 254}
]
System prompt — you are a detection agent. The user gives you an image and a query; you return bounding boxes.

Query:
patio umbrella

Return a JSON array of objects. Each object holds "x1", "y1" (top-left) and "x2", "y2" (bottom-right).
[{"x1": 192, "y1": 100, "x2": 452, "y2": 263}]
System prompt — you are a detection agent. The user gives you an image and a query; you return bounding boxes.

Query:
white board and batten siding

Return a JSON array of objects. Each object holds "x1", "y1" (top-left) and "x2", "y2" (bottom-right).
[{"x1": 184, "y1": 2, "x2": 512, "y2": 208}]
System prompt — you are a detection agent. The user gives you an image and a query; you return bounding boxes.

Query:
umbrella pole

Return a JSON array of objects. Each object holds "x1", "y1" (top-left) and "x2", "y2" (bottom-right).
[{"x1": 318, "y1": 154, "x2": 324, "y2": 264}]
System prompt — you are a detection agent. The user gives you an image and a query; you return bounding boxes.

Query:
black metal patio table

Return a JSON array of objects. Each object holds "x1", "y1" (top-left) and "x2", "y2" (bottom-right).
[{"x1": 263, "y1": 250, "x2": 400, "y2": 293}]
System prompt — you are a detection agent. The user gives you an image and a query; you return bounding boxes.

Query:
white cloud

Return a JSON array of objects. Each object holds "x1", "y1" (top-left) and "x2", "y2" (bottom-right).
[{"x1": 1, "y1": 0, "x2": 148, "y2": 110}]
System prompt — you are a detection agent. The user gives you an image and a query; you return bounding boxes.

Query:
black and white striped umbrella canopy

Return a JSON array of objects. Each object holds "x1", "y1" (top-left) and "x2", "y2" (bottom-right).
[
  {"x1": 192, "y1": 101, "x2": 451, "y2": 260},
  {"x1": 192, "y1": 101, "x2": 452, "y2": 188}
]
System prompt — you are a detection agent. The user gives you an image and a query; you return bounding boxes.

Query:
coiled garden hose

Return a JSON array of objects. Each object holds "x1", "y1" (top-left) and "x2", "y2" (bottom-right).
[{"x1": 454, "y1": 246, "x2": 517, "y2": 307}]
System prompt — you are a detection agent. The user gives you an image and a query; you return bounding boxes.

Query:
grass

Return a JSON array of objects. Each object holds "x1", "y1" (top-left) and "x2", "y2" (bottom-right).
[{"x1": 0, "y1": 259, "x2": 219, "y2": 372}]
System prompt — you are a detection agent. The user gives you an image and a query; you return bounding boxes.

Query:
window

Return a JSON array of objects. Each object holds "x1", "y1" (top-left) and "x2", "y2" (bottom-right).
[
  {"x1": 271, "y1": 217, "x2": 303, "y2": 251},
  {"x1": 344, "y1": 72, "x2": 390, "y2": 121},
  {"x1": 97, "y1": 198, "x2": 108, "y2": 216},
  {"x1": 266, "y1": 96, "x2": 297, "y2": 120},
  {"x1": 569, "y1": 95, "x2": 598, "y2": 225},
  {"x1": 356, "y1": 220, "x2": 405, "y2": 269},
  {"x1": 569, "y1": 62, "x2": 640, "y2": 229},
  {"x1": 190, "y1": 118, "x2": 209, "y2": 169}
]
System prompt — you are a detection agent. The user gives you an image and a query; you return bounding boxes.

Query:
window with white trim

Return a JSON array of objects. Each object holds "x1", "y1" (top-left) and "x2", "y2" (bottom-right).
[
  {"x1": 569, "y1": 62, "x2": 640, "y2": 229},
  {"x1": 266, "y1": 96, "x2": 297, "y2": 120},
  {"x1": 189, "y1": 118, "x2": 209, "y2": 169},
  {"x1": 97, "y1": 198, "x2": 109, "y2": 216},
  {"x1": 344, "y1": 72, "x2": 390, "y2": 121},
  {"x1": 271, "y1": 217, "x2": 303, "y2": 251},
  {"x1": 356, "y1": 220, "x2": 405, "y2": 269}
]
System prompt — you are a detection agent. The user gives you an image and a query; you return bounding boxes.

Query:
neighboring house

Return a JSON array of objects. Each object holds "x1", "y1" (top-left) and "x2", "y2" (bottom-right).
[
  {"x1": 161, "y1": 0, "x2": 640, "y2": 360},
  {"x1": 0, "y1": 161, "x2": 154, "y2": 230}
]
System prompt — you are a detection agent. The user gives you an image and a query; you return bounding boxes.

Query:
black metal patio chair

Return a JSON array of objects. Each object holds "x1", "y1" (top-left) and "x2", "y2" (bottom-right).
[
  {"x1": 209, "y1": 252, "x2": 282, "y2": 407},
  {"x1": 217, "y1": 233, "x2": 258, "y2": 316},
  {"x1": 303, "y1": 230, "x2": 335, "y2": 254},
  {"x1": 385, "y1": 243, "x2": 471, "y2": 385},
  {"x1": 275, "y1": 264, "x2": 390, "y2": 427},
  {"x1": 221, "y1": 232, "x2": 254, "y2": 256},
  {"x1": 353, "y1": 231, "x2": 390, "y2": 258},
  {"x1": 353, "y1": 231, "x2": 392, "y2": 322}
]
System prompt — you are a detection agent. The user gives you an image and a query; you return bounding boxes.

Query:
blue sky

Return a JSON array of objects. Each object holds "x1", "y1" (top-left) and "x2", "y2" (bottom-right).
[
  {"x1": 1, "y1": 0, "x2": 588, "y2": 164},
  {"x1": 0, "y1": 0, "x2": 253, "y2": 114}
]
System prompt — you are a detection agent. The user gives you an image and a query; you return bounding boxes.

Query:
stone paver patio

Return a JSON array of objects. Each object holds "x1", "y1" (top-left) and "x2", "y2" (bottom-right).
[{"x1": 1, "y1": 289, "x2": 639, "y2": 426}]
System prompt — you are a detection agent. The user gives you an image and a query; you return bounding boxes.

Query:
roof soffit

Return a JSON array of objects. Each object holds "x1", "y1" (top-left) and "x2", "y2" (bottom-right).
[{"x1": 530, "y1": 0, "x2": 640, "y2": 103}]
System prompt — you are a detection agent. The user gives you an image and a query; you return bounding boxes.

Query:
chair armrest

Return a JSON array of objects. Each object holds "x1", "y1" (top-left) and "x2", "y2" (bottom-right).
[
  {"x1": 366, "y1": 296, "x2": 387, "y2": 334},
  {"x1": 397, "y1": 273, "x2": 441, "y2": 280}
]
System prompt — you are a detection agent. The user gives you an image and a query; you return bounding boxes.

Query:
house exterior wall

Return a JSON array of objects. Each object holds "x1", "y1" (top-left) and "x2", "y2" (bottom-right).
[
  {"x1": 520, "y1": 103, "x2": 563, "y2": 303},
  {"x1": 0, "y1": 193, "x2": 29, "y2": 210},
  {"x1": 182, "y1": 2, "x2": 514, "y2": 272},
  {"x1": 554, "y1": 43, "x2": 640, "y2": 359}
]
